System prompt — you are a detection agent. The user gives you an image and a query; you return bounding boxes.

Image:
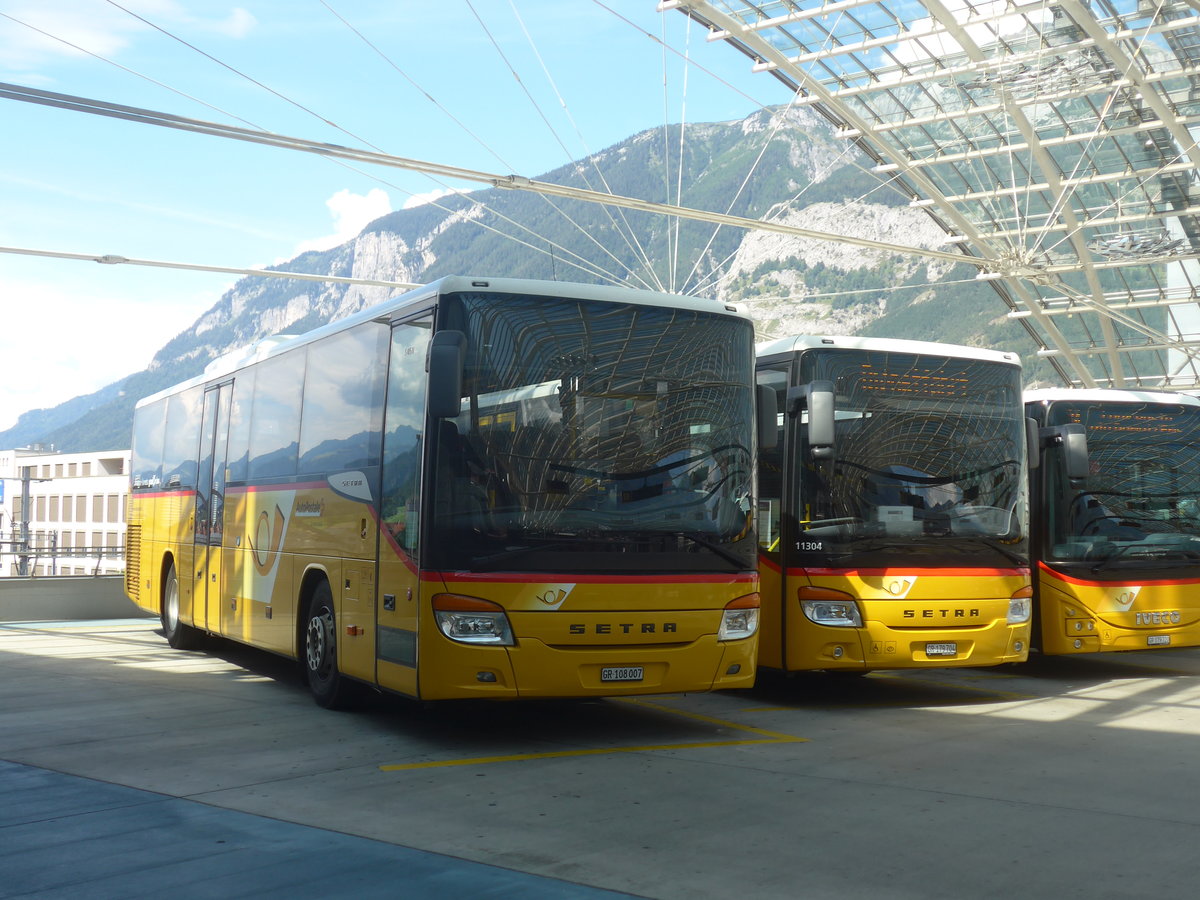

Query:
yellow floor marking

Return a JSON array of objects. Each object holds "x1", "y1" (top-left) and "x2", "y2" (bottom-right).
[
  {"x1": 381, "y1": 738, "x2": 798, "y2": 771},
  {"x1": 381, "y1": 697, "x2": 806, "y2": 771},
  {"x1": 614, "y1": 696, "x2": 805, "y2": 742}
]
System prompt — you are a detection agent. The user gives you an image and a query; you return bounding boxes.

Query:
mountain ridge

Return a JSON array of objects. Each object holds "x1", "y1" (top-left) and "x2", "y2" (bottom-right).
[{"x1": 1, "y1": 106, "x2": 1044, "y2": 452}]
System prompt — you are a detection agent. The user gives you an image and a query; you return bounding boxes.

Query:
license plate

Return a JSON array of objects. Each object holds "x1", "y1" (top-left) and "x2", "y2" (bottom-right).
[
  {"x1": 1147, "y1": 635, "x2": 1171, "y2": 647},
  {"x1": 601, "y1": 666, "x2": 644, "y2": 682},
  {"x1": 925, "y1": 642, "x2": 957, "y2": 657}
]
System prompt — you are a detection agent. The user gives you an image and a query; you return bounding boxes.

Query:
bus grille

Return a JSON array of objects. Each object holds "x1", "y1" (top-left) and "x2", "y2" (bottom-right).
[{"x1": 124, "y1": 524, "x2": 141, "y2": 602}]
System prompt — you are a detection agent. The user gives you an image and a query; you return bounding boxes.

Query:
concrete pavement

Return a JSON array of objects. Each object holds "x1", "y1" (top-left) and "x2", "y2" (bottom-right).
[{"x1": 2, "y1": 618, "x2": 1199, "y2": 899}]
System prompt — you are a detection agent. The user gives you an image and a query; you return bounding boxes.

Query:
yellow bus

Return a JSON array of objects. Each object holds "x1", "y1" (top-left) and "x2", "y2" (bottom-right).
[
  {"x1": 125, "y1": 276, "x2": 763, "y2": 706},
  {"x1": 755, "y1": 335, "x2": 1033, "y2": 674},
  {"x1": 1025, "y1": 388, "x2": 1200, "y2": 654}
]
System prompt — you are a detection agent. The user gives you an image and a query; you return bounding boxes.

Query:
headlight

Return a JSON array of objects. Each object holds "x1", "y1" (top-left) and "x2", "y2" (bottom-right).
[
  {"x1": 433, "y1": 594, "x2": 514, "y2": 645},
  {"x1": 1008, "y1": 586, "x2": 1033, "y2": 624},
  {"x1": 719, "y1": 593, "x2": 760, "y2": 640},
  {"x1": 798, "y1": 586, "x2": 863, "y2": 627}
]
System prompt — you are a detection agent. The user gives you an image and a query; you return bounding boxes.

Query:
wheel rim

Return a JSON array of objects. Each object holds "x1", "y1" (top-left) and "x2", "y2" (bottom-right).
[
  {"x1": 306, "y1": 607, "x2": 335, "y2": 680},
  {"x1": 164, "y1": 574, "x2": 179, "y2": 631}
]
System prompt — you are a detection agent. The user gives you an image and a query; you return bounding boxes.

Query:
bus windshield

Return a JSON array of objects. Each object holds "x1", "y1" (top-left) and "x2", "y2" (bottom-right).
[
  {"x1": 795, "y1": 349, "x2": 1027, "y2": 567},
  {"x1": 1043, "y1": 401, "x2": 1200, "y2": 568},
  {"x1": 424, "y1": 290, "x2": 756, "y2": 573}
]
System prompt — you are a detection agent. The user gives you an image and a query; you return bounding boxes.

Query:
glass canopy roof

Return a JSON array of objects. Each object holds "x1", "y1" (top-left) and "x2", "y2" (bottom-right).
[{"x1": 665, "y1": 0, "x2": 1200, "y2": 389}]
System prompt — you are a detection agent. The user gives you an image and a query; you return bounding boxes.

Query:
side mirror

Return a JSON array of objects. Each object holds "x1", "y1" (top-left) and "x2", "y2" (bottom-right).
[
  {"x1": 756, "y1": 384, "x2": 778, "y2": 451},
  {"x1": 1026, "y1": 417, "x2": 1040, "y2": 471},
  {"x1": 427, "y1": 330, "x2": 466, "y2": 419},
  {"x1": 786, "y1": 380, "x2": 835, "y2": 459},
  {"x1": 1040, "y1": 423, "x2": 1090, "y2": 480}
]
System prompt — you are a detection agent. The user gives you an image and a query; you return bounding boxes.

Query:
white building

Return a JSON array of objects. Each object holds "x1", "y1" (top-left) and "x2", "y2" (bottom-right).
[{"x1": 0, "y1": 447, "x2": 130, "y2": 577}]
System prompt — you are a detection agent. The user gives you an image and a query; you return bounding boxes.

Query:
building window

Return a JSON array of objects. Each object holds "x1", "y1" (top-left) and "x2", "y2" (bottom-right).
[
  {"x1": 82, "y1": 462, "x2": 91, "y2": 476},
  {"x1": 63, "y1": 496, "x2": 73, "y2": 523},
  {"x1": 48, "y1": 497, "x2": 59, "y2": 522},
  {"x1": 76, "y1": 496, "x2": 87, "y2": 522},
  {"x1": 69, "y1": 463, "x2": 77, "y2": 477},
  {"x1": 55, "y1": 464, "x2": 63, "y2": 477}
]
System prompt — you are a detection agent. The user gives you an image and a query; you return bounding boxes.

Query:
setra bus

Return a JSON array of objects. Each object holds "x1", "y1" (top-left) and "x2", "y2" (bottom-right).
[
  {"x1": 755, "y1": 335, "x2": 1033, "y2": 674},
  {"x1": 125, "y1": 276, "x2": 764, "y2": 706},
  {"x1": 1025, "y1": 388, "x2": 1200, "y2": 654}
]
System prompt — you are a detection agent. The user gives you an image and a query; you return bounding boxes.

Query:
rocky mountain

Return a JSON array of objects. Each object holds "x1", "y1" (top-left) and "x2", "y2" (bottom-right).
[{"x1": 0, "y1": 106, "x2": 1044, "y2": 452}]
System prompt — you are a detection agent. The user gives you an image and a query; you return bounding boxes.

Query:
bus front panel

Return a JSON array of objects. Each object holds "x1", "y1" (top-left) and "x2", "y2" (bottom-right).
[
  {"x1": 774, "y1": 567, "x2": 1030, "y2": 671},
  {"x1": 411, "y1": 575, "x2": 758, "y2": 700},
  {"x1": 1035, "y1": 566, "x2": 1200, "y2": 654}
]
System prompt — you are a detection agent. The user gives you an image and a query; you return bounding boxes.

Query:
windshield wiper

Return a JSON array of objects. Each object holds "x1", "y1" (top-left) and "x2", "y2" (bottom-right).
[
  {"x1": 679, "y1": 531, "x2": 749, "y2": 569},
  {"x1": 1090, "y1": 541, "x2": 1200, "y2": 574},
  {"x1": 469, "y1": 541, "x2": 573, "y2": 569},
  {"x1": 936, "y1": 535, "x2": 1026, "y2": 566}
]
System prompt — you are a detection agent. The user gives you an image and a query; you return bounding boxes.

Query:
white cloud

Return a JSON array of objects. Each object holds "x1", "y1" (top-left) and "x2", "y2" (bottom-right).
[
  {"x1": 0, "y1": 1, "x2": 253, "y2": 77},
  {"x1": 210, "y1": 7, "x2": 255, "y2": 39},
  {"x1": 403, "y1": 188, "x2": 454, "y2": 210},
  {"x1": 290, "y1": 188, "x2": 392, "y2": 256},
  {"x1": 0, "y1": 270, "x2": 213, "y2": 433},
  {"x1": 0, "y1": 1, "x2": 140, "y2": 69}
]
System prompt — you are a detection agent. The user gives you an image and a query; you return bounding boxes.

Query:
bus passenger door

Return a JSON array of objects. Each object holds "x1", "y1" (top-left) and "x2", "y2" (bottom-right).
[
  {"x1": 375, "y1": 315, "x2": 433, "y2": 698},
  {"x1": 755, "y1": 363, "x2": 790, "y2": 669},
  {"x1": 195, "y1": 383, "x2": 232, "y2": 633}
]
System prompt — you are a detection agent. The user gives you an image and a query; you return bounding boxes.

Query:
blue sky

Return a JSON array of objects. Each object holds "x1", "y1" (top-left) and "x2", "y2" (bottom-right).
[{"x1": 0, "y1": 1, "x2": 780, "y2": 434}]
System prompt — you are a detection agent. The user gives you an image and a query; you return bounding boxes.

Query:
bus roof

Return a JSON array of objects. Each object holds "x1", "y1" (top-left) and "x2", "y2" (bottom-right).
[
  {"x1": 136, "y1": 276, "x2": 748, "y2": 409},
  {"x1": 755, "y1": 333, "x2": 1021, "y2": 367},
  {"x1": 1024, "y1": 387, "x2": 1200, "y2": 407}
]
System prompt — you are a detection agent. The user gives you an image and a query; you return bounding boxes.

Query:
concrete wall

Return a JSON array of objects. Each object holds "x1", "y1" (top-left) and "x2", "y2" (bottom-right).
[{"x1": 0, "y1": 576, "x2": 149, "y2": 622}]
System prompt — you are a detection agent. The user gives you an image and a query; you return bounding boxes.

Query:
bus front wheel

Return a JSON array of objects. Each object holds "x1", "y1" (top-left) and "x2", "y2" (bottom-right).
[
  {"x1": 161, "y1": 563, "x2": 201, "y2": 650},
  {"x1": 303, "y1": 581, "x2": 352, "y2": 709}
]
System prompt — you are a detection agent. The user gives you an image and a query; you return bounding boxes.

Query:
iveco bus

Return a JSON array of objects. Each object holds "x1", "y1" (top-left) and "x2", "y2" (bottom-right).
[
  {"x1": 755, "y1": 335, "x2": 1032, "y2": 674},
  {"x1": 1025, "y1": 388, "x2": 1200, "y2": 654},
  {"x1": 126, "y1": 276, "x2": 762, "y2": 706}
]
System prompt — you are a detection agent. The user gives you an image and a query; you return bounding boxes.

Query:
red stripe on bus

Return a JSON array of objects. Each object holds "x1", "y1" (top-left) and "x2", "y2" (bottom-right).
[
  {"x1": 422, "y1": 570, "x2": 757, "y2": 585},
  {"x1": 226, "y1": 481, "x2": 328, "y2": 493},
  {"x1": 1038, "y1": 560, "x2": 1200, "y2": 588},
  {"x1": 759, "y1": 554, "x2": 782, "y2": 574},
  {"x1": 789, "y1": 566, "x2": 1029, "y2": 577}
]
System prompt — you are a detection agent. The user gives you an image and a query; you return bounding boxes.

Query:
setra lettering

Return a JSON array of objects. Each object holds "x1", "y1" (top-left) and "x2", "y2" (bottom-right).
[
  {"x1": 568, "y1": 623, "x2": 678, "y2": 635},
  {"x1": 904, "y1": 609, "x2": 981, "y2": 619}
]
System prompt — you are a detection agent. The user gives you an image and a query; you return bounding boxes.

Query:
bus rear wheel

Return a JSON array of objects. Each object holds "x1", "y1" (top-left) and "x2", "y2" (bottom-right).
[
  {"x1": 161, "y1": 563, "x2": 201, "y2": 650},
  {"x1": 303, "y1": 581, "x2": 353, "y2": 709}
]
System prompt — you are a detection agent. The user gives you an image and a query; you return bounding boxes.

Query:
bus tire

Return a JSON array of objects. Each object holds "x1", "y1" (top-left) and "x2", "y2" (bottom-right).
[
  {"x1": 302, "y1": 580, "x2": 353, "y2": 709},
  {"x1": 161, "y1": 563, "x2": 201, "y2": 650}
]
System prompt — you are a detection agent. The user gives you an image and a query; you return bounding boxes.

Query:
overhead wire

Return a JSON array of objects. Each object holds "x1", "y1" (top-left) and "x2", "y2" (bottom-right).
[
  {"x1": 7, "y1": 2, "x2": 986, "y2": 311},
  {"x1": 507, "y1": 0, "x2": 664, "y2": 291},
  {"x1": 317, "y1": 0, "x2": 642, "y2": 289},
  {"x1": 464, "y1": 0, "x2": 660, "y2": 291},
  {"x1": 0, "y1": 82, "x2": 975, "y2": 268},
  {"x1": 64, "y1": 2, "x2": 637, "y2": 289}
]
